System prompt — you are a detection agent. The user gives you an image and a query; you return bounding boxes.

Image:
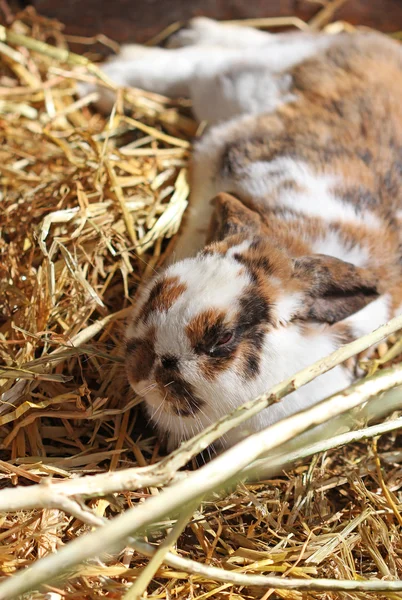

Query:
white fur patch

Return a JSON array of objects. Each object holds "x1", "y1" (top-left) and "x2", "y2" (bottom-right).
[
  {"x1": 191, "y1": 68, "x2": 295, "y2": 123},
  {"x1": 207, "y1": 323, "x2": 352, "y2": 448},
  {"x1": 310, "y1": 229, "x2": 369, "y2": 267},
  {"x1": 226, "y1": 240, "x2": 252, "y2": 256},
  {"x1": 344, "y1": 294, "x2": 391, "y2": 339},
  {"x1": 235, "y1": 158, "x2": 382, "y2": 229},
  {"x1": 166, "y1": 254, "x2": 250, "y2": 313},
  {"x1": 275, "y1": 292, "x2": 303, "y2": 324}
]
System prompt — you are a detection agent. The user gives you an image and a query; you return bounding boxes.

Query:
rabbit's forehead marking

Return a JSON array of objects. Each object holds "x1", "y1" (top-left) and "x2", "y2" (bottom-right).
[{"x1": 136, "y1": 275, "x2": 187, "y2": 325}]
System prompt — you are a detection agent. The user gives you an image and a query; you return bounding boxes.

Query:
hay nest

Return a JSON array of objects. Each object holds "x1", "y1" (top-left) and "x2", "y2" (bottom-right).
[{"x1": 0, "y1": 5, "x2": 402, "y2": 599}]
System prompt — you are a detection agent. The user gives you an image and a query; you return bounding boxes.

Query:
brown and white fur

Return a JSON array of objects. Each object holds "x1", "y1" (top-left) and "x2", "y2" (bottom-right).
[{"x1": 84, "y1": 19, "x2": 402, "y2": 450}]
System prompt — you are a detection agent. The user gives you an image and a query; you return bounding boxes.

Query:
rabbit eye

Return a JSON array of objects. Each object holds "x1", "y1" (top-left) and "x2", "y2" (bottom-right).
[
  {"x1": 215, "y1": 331, "x2": 233, "y2": 347},
  {"x1": 207, "y1": 331, "x2": 234, "y2": 357}
]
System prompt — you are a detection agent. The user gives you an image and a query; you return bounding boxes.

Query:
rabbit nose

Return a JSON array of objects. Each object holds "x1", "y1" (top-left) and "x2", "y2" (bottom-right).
[{"x1": 160, "y1": 355, "x2": 179, "y2": 371}]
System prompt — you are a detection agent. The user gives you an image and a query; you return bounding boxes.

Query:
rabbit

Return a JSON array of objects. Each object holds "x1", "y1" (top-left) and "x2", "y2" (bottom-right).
[{"x1": 84, "y1": 18, "x2": 402, "y2": 450}]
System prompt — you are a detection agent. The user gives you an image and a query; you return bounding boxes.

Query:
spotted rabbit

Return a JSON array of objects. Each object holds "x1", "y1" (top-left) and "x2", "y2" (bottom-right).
[{"x1": 84, "y1": 19, "x2": 402, "y2": 449}]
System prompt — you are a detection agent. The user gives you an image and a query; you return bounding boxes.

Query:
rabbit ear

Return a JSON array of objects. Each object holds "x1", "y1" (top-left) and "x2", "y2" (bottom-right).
[
  {"x1": 292, "y1": 254, "x2": 380, "y2": 324},
  {"x1": 207, "y1": 192, "x2": 262, "y2": 243}
]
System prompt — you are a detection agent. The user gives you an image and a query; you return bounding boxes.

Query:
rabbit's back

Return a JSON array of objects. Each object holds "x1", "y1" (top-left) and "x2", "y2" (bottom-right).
[{"x1": 220, "y1": 32, "x2": 402, "y2": 218}]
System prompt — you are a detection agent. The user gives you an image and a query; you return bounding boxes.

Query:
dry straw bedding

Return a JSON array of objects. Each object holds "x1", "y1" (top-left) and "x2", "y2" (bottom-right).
[{"x1": 0, "y1": 4, "x2": 402, "y2": 600}]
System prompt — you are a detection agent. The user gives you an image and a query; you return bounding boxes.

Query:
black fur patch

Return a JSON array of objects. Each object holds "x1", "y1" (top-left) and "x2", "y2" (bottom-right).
[
  {"x1": 126, "y1": 339, "x2": 138, "y2": 353},
  {"x1": 160, "y1": 355, "x2": 179, "y2": 371},
  {"x1": 340, "y1": 186, "x2": 379, "y2": 209},
  {"x1": 155, "y1": 367, "x2": 205, "y2": 416},
  {"x1": 237, "y1": 290, "x2": 271, "y2": 334},
  {"x1": 243, "y1": 352, "x2": 261, "y2": 378},
  {"x1": 236, "y1": 294, "x2": 269, "y2": 380},
  {"x1": 233, "y1": 253, "x2": 275, "y2": 281}
]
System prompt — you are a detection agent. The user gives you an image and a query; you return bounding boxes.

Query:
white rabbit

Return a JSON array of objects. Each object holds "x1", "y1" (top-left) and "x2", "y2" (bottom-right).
[{"x1": 84, "y1": 19, "x2": 402, "y2": 449}]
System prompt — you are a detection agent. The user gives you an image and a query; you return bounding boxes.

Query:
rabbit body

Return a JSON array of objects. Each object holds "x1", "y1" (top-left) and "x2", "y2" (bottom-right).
[{"x1": 90, "y1": 20, "x2": 402, "y2": 449}]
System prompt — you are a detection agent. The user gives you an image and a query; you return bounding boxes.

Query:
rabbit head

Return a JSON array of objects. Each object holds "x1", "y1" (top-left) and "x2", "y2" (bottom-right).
[{"x1": 125, "y1": 193, "x2": 379, "y2": 450}]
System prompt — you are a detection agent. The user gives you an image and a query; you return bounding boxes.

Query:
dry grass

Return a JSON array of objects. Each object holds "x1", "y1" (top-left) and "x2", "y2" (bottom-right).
[{"x1": 0, "y1": 4, "x2": 402, "y2": 599}]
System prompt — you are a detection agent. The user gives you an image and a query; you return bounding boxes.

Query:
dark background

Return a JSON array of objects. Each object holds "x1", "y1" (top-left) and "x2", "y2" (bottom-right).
[{"x1": 8, "y1": 0, "x2": 402, "y2": 50}]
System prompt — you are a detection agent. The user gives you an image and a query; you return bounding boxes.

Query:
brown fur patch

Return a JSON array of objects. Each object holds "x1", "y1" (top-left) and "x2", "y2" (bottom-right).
[
  {"x1": 125, "y1": 327, "x2": 156, "y2": 384},
  {"x1": 198, "y1": 354, "x2": 236, "y2": 381},
  {"x1": 206, "y1": 192, "x2": 262, "y2": 243},
  {"x1": 186, "y1": 308, "x2": 228, "y2": 350},
  {"x1": 201, "y1": 232, "x2": 250, "y2": 257},
  {"x1": 332, "y1": 322, "x2": 355, "y2": 346},
  {"x1": 389, "y1": 278, "x2": 402, "y2": 317},
  {"x1": 233, "y1": 239, "x2": 292, "y2": 284},
  {"x1": 138, "y1": 276, "x2": 187, "y2": 324},
  {"x1": 298, "y1": 320, "x2": 354, "y2": 346}
]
